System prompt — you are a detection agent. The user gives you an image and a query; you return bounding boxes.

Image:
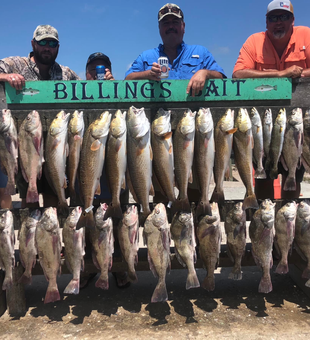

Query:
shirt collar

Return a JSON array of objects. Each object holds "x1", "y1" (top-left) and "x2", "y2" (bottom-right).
[
  {"x1": 28, "y1": 51, "x2": 57, "y2": 79},
  {"x1": 158, "y1": 41, "x2": 186, "y2": 55}
]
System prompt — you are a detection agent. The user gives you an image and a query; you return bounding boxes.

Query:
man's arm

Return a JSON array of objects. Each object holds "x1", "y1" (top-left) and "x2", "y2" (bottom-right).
[
  {"x1": 233, "y1": 65, "x2": 304, "y2": 79},
  {"x1": 186, "y1": 69, "x2": 223, "y2": 96},
  {"x1": 125, "y1": 62, "x2": 161, "y2": 81},
  {"x1": 0, "y1": 59, "x2": 25, "y2": 90}
]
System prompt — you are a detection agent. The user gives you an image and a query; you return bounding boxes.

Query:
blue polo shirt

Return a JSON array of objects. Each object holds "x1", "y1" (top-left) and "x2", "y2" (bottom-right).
[{"x1": 125, "y1": 42, "x2": 226, "y2": 79}]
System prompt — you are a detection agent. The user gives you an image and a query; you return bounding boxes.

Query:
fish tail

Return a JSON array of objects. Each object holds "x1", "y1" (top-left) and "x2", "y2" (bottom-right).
[
  {"x1": 95, "y1": 276, "x2": 109, "y2": 290},
  {"x1": 2, "y1": 275, "x2": 13, "y2": 290},
  {"x1": 228, "y1": 268, "x2": 242, "y2": 281},
  {"x1": 44, "y1": 283, "x2": 60, "y2": 303},
  {"x1": 26, "y1": 187, "x2": 39, "y2": 203},
  {"x1": 242, "y1": 194, "x2": 259, "y2": 210},
  {"x1": 258, "y1": 276, "x2": 272, "y2": 294},
  {"x1": 186, "y1": 271, "x2": 200, "y2": 290},
  {"x1": 269, "y1": 167, "x2": 278, "y2": 180},
  {"x1": 5, "y1": 182, "x2": 16, "y2": 195},
  {"x1": 254, "y1": 168, "x2": 267, "y2": 179},
  {"x1": 151, "y1": 281, "x2": 168, "y2": 303},
  {"x1": 305, "y1": 279, "x2": 310, "y2": 288},
  {"x1": 76, "y1": 210, "x2": 95, "y2": 230},
  {"x1": 275, "y1": 261, "x2": 289, "y2": 275},
  {"x1": 64, "y1": 279, "x2": 80, "y2": 295},
  {"x1": 210, "y1": 187, "x2": 225, "y2": 206},
  {"x1": 127, "y1": 270, "x2": 138, "y2": 283},
  {"x1": 201, "y1": 275, "x2": 214, "y2": 292},
  {"x1": 172, "y1": 197, "x2": 191, "y2": 214},
  {"x1": 106, "y1": 202, "x2": 123, "y2": 219},
  {"x1": 283, "y1": 176, "x2": 296, "y2": 191},
  {"x1": 58, "y1": 201, "x2": 69, "y2": 216},
  {"x1": 302, "y1": 267, "x2": 310, "y2": 279},
  {"x1": 18, "y1": 272, "x2": 32, "y2": 285},
  {"x1": 196, "y1": 201, "x2": 212, "y2": 220}
]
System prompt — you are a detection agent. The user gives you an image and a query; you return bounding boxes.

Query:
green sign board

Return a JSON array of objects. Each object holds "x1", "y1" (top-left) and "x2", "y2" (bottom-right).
[{"x1": 5, "y1": 78, "x2": 292, "y2": 104}]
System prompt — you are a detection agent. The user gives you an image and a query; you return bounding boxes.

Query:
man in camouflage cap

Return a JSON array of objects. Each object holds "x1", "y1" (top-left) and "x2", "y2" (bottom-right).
[
  {"x1": 0, "y1": 24, "x2": 80, "y2": 209},
  {"x1": 0, "y1": 24, "x2": 79, "y2": 89}
]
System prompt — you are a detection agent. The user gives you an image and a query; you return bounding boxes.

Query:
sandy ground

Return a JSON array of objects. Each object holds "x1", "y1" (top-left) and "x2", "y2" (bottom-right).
[{"x1": 1, "y1": 171, "x2": 310, "y2": 339}]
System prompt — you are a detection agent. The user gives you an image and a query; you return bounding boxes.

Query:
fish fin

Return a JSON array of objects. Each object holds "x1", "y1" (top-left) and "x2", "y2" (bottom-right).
[
  {"x1": 302, "y1": 267, "x2": 310, "y2": 279},
  {"x1": 161, "y1": 229, "x2": 171, "y2": 253},
  {"x1": 254, "y1": 168, "x2": 267, "y2": 179},
  {"x1": 149, "y1": 145, "x2": 153, "y2": 160},
  {"x1": 294, "y1": 241, "x2": 307, "y2": 261},
  {"x1": 258, "y1": 277, "x2": 272, "y2": 294},
  {"x1": 210, "y1": 187, "x2": 225, "y2": 206},
  {"x1": 95, "y1": 276, "x2": 109, "y2": 290},
  {"x1": 126, "y1": 170, "x2": 139, "y2": 204},
  {"x1": 44, "y1": 284, "x2": 61, "y2": 304},
  {"x1": 226, "y1": 243, "x2": 235, "y2": 264},
  {"x1": 64, "y1": 279, "x2": 80, "y2": 295},
  {"x1": 293, "y1": 129, "x2": 302, "y2": 149},
  {"x1": 196, "y1": 201, "x2": 211, "y2": 220},
  {"x1": 233, "y1": 225, "x2": 241, "y2": 239},
  {"x1": 280, "y1": 155, "x2": 288, "y2": 171},
  {"x1": 91, "y1": 140, "x2": 101, "y2": 151},
  {"x1": 162, "y1": 131, "x2": 173, "y2": 140},
  {"x1": 269, "y1": 167, "x2": 279, "y2": 180},
  {"x1": 20, "y1": 164, "x2": 29, "y2": 183},
  {"x1": 25, "y1": 231, "x2": 34, "y2": 247},
  {"x1": 149, "y1": 184, "x2": 155, "y2": 196},
  {"x1": 74, "y1": 135, "x2": 81, "y2": 141},
  {"x1": 121, "y1": 177, "x2": 126, "y2": 190},
  {"x1": 301, "y1": 221, "x2": 310, "y2": 236},
  {"x1": 147, "y1": 253, "x2": 158, "y2": 278},
  {"x1": 226, "y1": 128, "x2": 237, "y2": 135},
  {"x1": 283, "y1": 176, "x2": 296, "y2": 191},
  {"x1": 51, "y1": 138, "x2": 61, "y2": 150},
  {"x1": 18, "y1": 273, "x2": 32, "y2": 286},
  {"x1": 199, "y1": 225, "x2": 217, "y2": 239},
  {"x1": 256, "y1": 126, "x2": 260, "y2": 134},
  {"x1": 32, "y1": 136, "x2": 42, "y2": 155},
  {"x1": 183, "y1": 140, "x2": 191, "y2": 149},
  {"x1": 242, "y1": 194, "x2": 259, "y2": 210},
  {"x1": 169, "y1": 144, "x2": 173, "y2": 154},
  {"x1": 174, "y1": 247, "x2": 186, "y2": 267},
  {"x1": 26, "y1": 187, "x2": 39, "y2": 204},
  {"x1": 151, "y1": 281, "x2": 168, "y2": 303},
  {"x1": 201, "y1": 276, "x2": 214, "y2": 291},
  {"x1": 95, "y1": 182, "x2": 101, "y2": 195},
  {"x1": 76, "y1": 210, "x2": 95, "y2": 229},
  {"x1": 63, "y1": 177, "x2": 67, "y2": 189},
  {"x1": 127, "y1": 269, "x2": 138, "y2": 283},
  {"x1": 2, "y1": 276, "x2": 13, "y2": 291},
  {"x1": 188, "y1": 170, "x2": 193, "y2": 184},
  {"x1": 275, "y1": 262, "x2": 289, "y2": 275},
  {"x1": 114, "y1": 139, "x2": 122, "y2": 153}
]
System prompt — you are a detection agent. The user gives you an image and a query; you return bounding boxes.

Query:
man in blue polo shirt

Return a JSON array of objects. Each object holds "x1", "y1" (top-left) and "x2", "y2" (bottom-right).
[{"x1": 125, "y1": 3, "x2": 226, "y2": 94}]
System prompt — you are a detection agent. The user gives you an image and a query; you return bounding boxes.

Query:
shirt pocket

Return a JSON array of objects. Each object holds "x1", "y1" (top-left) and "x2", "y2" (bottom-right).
[
  {"x1": 255, "y1": 55, "x2": 276, "y2": 71},
  {"x1": 144, "y1": 57, "x2": 156, "y2": 70},
  {"x1": 180, "y1": 58, "x2": 204, "y2": 78}
]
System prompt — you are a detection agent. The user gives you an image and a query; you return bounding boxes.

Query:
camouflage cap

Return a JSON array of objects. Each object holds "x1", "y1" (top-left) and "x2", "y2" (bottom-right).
[{"x1": 33, "y1": 25, "x2": 59, "y2": 42}]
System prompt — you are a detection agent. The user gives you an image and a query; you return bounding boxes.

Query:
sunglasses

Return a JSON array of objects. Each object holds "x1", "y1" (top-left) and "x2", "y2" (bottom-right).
[
  {"x1": 35, "y1": 39, "x2": 59, "y2": 48},
  {"x1": 267, "y1": 13, "x2": 292, "y2": 23},
  {"x1": 158, "y1": 6, "x2": 183, "y2": 20}
]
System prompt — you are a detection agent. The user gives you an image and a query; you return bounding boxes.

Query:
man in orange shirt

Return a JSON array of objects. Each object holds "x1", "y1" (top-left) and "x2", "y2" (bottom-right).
[
  {"x1": 233, "y1": 0, "x2": 310, "y2": 200},
  {"x1": 233, "y1": 0, "x2": 310, "y2": 79}
]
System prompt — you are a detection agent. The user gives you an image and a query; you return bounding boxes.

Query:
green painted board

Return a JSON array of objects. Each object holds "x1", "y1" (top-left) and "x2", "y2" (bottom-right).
[{"x1": 5, "y1": 78, "x2": 292, "y2": 104}]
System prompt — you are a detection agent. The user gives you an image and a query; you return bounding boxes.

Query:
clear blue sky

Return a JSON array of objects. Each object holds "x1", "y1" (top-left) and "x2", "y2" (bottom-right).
[{"x1": 1, "y1": 0, "x2": 309, "y2": 80}]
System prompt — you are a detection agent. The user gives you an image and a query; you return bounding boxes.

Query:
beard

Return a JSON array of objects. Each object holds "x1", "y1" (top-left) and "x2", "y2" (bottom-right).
[
  {"x1": 272, "y1": 29, "x2": 286, "y2": 39},
  {"x1": 33, "y1": 45, "x2": 58, "y2": 65}
]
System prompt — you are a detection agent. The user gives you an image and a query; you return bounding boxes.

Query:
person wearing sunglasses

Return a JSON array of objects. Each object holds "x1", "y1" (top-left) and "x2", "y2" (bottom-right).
[
  {"x1": 0, "y1": 25, "x2": 80, "y2": 210},
  {"x1": 233, "y1": 0, "x2": 310, "y2": 79},
  {"x1": 125, "y1": 3, "x2": 226, "y2": 96}
]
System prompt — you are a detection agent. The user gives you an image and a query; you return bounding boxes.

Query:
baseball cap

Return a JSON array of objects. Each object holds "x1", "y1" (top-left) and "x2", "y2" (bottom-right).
[
  {"x1": 86, "y1": 52, "x2": 112, "y2": 71},
  {"x1": 266, "y1": 0, "x2": 294, "y2": 15},
  {"x1": 33, "y1": 25, "x2": 59, "y2": 42},
  {"x1": 158, "y1": 3, "x2": 184, "y2": 22}
]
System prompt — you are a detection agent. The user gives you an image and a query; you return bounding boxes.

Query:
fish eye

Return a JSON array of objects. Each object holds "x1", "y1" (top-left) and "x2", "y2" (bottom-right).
[{"x1": 155, "y1": 209, "x2": 160, "y2": 214}]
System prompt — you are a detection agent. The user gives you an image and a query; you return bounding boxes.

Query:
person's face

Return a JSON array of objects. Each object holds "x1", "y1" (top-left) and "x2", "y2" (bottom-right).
[
  {"x1": 86, "y1": 59, "x2": 109, "y2": 80},
  {"x1": 266, "y1": 10, "x2": 294, "y2": 40},
  {"x1": 31, "y1": 39, "x2": 59, "y2": 65},
  {"x1": 159, "y1": 15, "x2": 185, "y2": 46}
]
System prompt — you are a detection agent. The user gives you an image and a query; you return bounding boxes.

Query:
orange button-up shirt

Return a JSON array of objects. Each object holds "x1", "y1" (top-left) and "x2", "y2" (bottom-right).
[{"x1": 233, "y1": 26, "x2": 310, "y2": 74}]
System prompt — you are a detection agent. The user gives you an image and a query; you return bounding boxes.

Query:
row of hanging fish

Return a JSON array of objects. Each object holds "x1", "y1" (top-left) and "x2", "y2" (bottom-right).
[{"x1": 226, "y1": 199, "x2": 310, "y2": 294}]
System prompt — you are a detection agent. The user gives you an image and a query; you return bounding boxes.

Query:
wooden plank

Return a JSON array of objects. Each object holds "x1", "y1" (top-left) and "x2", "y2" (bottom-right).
[
  {"x1": 4, "y1": 78, "x2": 291, "y2": 105},
  {"x1": 288, "y1": 264, "x2": 310, "y2": 300},
  {"x1": 0, "y1": 271, "x2": 7, "y2": 317},
  {"x1": 6, "y1": 264, "x2": 26, "y2": 316}
]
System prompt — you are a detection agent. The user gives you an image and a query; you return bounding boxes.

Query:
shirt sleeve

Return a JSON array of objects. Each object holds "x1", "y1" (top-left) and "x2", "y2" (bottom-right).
[
  {"x1": 201, "y1": 49, "x2": 226, "y2": 77},
  {"x1": 303, "y1": 28, "x2": 310, "y2": 68},
  {"x1": 233, "y1": 35, "x2": 257, "y2": 74},
  {"x1": 0, "y1": 59, "x2": 14, "y2": 74},
  {"x1": 125, "y1": 54, "x2": 145, "y2": 78}
]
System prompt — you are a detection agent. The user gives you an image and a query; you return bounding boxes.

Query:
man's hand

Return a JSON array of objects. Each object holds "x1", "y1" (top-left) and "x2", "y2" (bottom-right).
[
  {"x1": 1, "y1": 73, "x2": 25, "y2": 90},
  {"x1": 263, "y1": 65, "x2": 303, "y2": 78},
  {"x1": 186, "y1": 69, "x2": 209, "y2": 97},
  {"x1": 147, "y1": 63, "x2": 162, "y2": 81},
  {"x1": 104, "y1": 69, "x2": 115, "y2": 80}
]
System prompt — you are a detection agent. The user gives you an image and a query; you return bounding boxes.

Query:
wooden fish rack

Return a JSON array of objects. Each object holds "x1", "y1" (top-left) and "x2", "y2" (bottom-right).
[{"x1": 0, "y1": 78, "x2": 310, "y2": 315}]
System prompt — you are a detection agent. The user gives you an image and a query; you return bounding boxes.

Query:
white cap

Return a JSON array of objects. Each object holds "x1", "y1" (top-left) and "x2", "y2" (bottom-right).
[{"x1": 267, "y1": 0, "x2": 294, "y2": 15}]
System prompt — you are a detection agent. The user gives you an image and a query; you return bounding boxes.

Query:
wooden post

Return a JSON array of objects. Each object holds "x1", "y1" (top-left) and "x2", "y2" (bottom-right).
[
  {"x1": 6, "y1": 264, "x2": 26, "y2": 315},
  {"x1": 0, "y1": 271, "x2": 7, "y2": 317}
]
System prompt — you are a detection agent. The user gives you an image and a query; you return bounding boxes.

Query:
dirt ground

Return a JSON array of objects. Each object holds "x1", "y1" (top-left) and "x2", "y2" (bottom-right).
[{"x1": 0, "y1": 266, "x2": 310, "y2": 340}]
